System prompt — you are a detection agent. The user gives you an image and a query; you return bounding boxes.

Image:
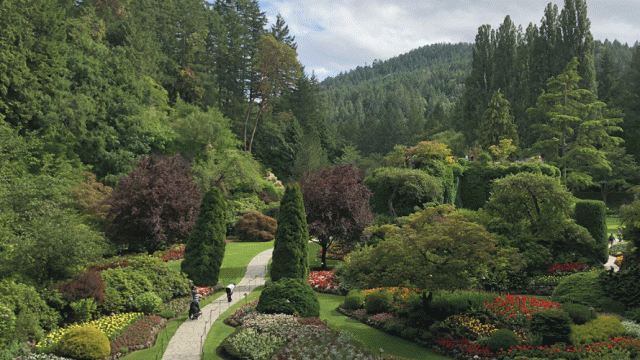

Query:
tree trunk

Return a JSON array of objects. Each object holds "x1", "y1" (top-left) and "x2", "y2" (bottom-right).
[
  {"x1": 321, "y1": 242, "x2": 328, "y2": 270},
  {"x1": 243, "y1": 98, "x2": 256, "y2": 151}
]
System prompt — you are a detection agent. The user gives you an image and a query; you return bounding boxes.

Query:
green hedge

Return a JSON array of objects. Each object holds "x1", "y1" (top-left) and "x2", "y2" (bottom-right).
[
  {"x1": 551, "y1": 272, "x2": 605, "y2": 307},
  {"x1": 574, "y1": 200, "x2": 608, "y2": 263},
  {"x1": 459, "y1": 162, "x2": 560, "y2": 210}
]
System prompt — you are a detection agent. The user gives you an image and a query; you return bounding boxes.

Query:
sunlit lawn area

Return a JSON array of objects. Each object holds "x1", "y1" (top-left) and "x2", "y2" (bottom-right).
[
  {"x1": 307, "y1": 241, "x2": 341, "y2": 269},
  {"x1": 606, "y1": 215, "x2": 622, "y2": 236}
]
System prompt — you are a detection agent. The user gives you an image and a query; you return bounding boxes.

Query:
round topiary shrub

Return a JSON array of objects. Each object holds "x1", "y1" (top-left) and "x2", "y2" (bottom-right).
[
  {"x1": 344, "y1": 290, "x2": 365, "y2": 310},
  {"x1": 57, "y1": 326, "x2": 110, "y2": 360},
  {"x1": 365, "y1": 290, "x2": 393, "y2": 314},
  {"x1": 560, "y1": 303, "x2": 596, "y2": 325},
  {"x1": 551, "y1": 272, "x2": 605, "y2": 307},
  {"x1": 256, "y1": 278, "x2": 319, "y2": 317},
  {"x1": 133, "y1": 292, "x2": 162, "y2": 314},
  {"x1": 487, "y1": 329, "x2": 521, "y2": 352},
  {"x1": 235, "y1": 211, "x2": 278, "y2": 242},
  {"x1": 529, "y1": 309, "x2": 572, "y2": 345}
]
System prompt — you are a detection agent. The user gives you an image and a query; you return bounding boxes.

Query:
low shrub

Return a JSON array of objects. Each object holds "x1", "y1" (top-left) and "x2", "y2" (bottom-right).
[
  {"x1": 222, "y1": 327, "x2": 286, "y2": 360},
  {"x1": 487, "y1": 328, "x2": 521, "y2": 352},
  {"x1": 69, "y1": 298, "x2": 97, "y2": 323},
  {"x1": 0, "y1": 279, "x2": 61, "y2": 332},
  {"x1": 364, "y1": 290, "x2": 393, "y2": 314},
  {"x1": 235, "y1": 211, "x2": 277, "y2": 242},
  {"x1": 570, "y1": 315, "x2": 625, "y2": 345},
  {"x1": 560, "y1": 303, "x2": 596, "y2": 325},
  {"x1": 430, "y1": 290, "x2": 499, "y2": 321},
  {"x1": 0, "y1": 340, "x2": 30, "y2": 360},
  {"x1": 133, "y1": 292, "x2": 162, "y2": 314},
  {"x1": 0, "y1": 304, "x2": 16, "y2": 345},
  {"x1": 626, "y1": 307, "x2": 640, "y2": 323},
  {"x1": 56, "y1": 326, "x2": 110, "y2": 360},
  {"x1": 256, "y1": 278, "x2": 320, "y2": 318},
  {"x1": 551, "y1": 271, "x2": 605, "y2": 307},
  {"x1": 157, "y1": 310, "x2": 176, "y2": 319},
  {"x1": 597, "y1": 297, "x2": 627, "y2": 315},
  {"x1": 400, "y1": 327, "x2": 420, "y2": 341},
  {"x1": 529, "y1": 309, "x2": 572, "y2": 345},
  {"x1": 344, "y1": 290, "x2": 365, "y2": 311}
]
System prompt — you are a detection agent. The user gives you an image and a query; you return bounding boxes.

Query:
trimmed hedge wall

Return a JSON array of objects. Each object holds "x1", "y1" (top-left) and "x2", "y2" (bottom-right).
[
  {"x1": 574, "y1": 199, "x2": 608, "y2": 262},
  {"x1": 459, "y1": 162, "x2": 560, "y2": 210}
]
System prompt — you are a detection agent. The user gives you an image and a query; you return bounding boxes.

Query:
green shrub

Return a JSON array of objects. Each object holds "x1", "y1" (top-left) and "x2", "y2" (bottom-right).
[
  {"x1": 256, "y1": 278, "x2": 319, "y2": 317},
  {"x1": 344, "y1": 290, "x2": 365, "y2": 310},
  {"x1": 70, "y1": 298, "x2": 97, "y2": 323},
  {"x1": 400, "y1": 327, "x2": 420, "y2": 341},
  {"x1": 0, "y1": 304, "x2": 15, "y2": 345},
  {"x1": 574, "y1": 200, "x2": 607, "y2": 243},
  {"x1": 182, "y1": 187, "x2": 227, "y2": 286},
  {"x1": 529, "y1": 310, "x2": 572, "y2": 345},
  {"x1": 626, "y1": 307, "x2": 640, "y2": 323},
  {"x1": 235, "y1": 211, "x2": 277, "y2": 242},
  {"x1": 560, "y1": 303, "x2": 596, "y2": 325},
  {"x1": 386, "y1": 322, "x2": 405, "y2": 336},
  {"x1": 0, "y1": 340, "x2": 30, "y2": 360},
  {"x1": 365, "y1": 290, "x2": 393, "y2": 314},
  {"x1": 133, "y1": 292, "x2": 162, "y2": 314},
  {"x1": 570, "y1": 315, "x2": 625, "y2": 346},
  {"x1": 599, "y1": 264, "x2": 640, "y2": 309},
  {"x1": 487, "y1": 329, "x2": 521, "y2": 352},
  {"x1": 0, "y1": 279, "x2": 61, "y2": 331},
  {"x1": 596, "y1": 297, "x2": 627, "y2": 315},
  {"x1": 427, "y1": 290, "x2": 498, "y2": 321},
  {"x1": 157, "y1": 309, "x2": 175, "y2": 319},
  {"x1": 551, "y1": 271, "x2": 605, "y2": 306},
  {"x1": 56, "y1": 326, "x2": 110, "y2": 360}
]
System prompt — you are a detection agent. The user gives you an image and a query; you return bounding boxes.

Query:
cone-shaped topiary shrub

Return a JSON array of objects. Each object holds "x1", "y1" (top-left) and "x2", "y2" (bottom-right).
[
  {"x1": 182, "y1": 187, "x2": 226, "y2": 286},
  {"x1": 256, "y1": 278, "x2": 319, "y2": 317},
  {"x1": 344, "y1": 290, "x2": 365, "y2": 310},
  {"x1": 57, "y1": 325, "x2": 110, "y2": 359},
  {"x1": 270, "y1": 184, "x2": 309, "y2": 282},
  {"x1": 365, "y1": 290, "x2": 393, "y2": 314}
]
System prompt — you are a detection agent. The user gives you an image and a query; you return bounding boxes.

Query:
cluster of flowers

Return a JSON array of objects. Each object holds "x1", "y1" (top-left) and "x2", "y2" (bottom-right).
[
  {"x1": 307, "y1": 271, "x2": 341, "y2": 294},
  {"x1": 193, "y1": 286, "x2": 215, "y2": 297},
  {"x1": 109, "y1": 315, "x2": 166, "y2": 355},
  {"x1": 158, "y1": 245, "x2": 185, "y2": 262},
  {"x1": 361, "y1": 287, "x2": 420, "y2": 299},
  {"x1": 547, "y1": 263, "x2": 586, "y2": 275},
  {"x1": 616, "y1": 256, "x2": 624, "y2": 266},
  {"x1": 366, "y1": 313, "x2": 398, "y2": 329},
  {"x1": 483, "y1": 294, "x2": 561, "y2": 326},
  {"x1": 446, "y1": 315, "x2": 498, "y2": 339},
  {"x1": 434, "y1": 337, "x2": 493, "y2": 358},
  {"x1": 35, "y1": 312, "x2": 144, "y2": 352},
  {"x1": 505, "y1": 336, "x2": 640, "y2": 359},
  {"x1": 227, "y1": 299, "x2": 259, "y2": 326}
]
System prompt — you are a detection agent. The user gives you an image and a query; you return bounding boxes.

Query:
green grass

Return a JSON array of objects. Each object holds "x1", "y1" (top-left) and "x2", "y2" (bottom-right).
[
  {"x1": 606, "y1": 216, "x2": 622, "y2": 235},
  {"x1": 122, "y1": 240, "x2": 274, "y2": 360},
  {"x1": 165, "y1": 240, "x2": 275, "y2": 284}
]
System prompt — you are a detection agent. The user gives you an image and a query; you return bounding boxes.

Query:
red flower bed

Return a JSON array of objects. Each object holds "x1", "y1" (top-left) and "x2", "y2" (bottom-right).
[
  {"x1": 547, "y1": 263, "x2": 585, "y2": 275},
  {"x1": 308, "y1": 271, "x2": 340, "y2": 294},
  {"x1": 434, "y1": 337, "x2": 493, "y2": 358},
  {"x1": 159, "y1": 245, "x2": 186, "y2": 262},
  {"x1": 193, "y1": 286, "x2": 215, "y2": 297},
  {"x1": 109, "y1": 315, "x2": 166, "y2": 355},
  {"x1": 483, "y1": 294, "x2": 561, "y2": 326}
]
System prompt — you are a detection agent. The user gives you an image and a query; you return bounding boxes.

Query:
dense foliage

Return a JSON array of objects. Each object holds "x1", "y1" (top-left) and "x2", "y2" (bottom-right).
[
  {"x1": 271, "y1": 184, "x2": 309, "y2": 282},
  {"x1": 181, "y1": 187, "x2": 227, "y2": 286},
  {"x1": 256, "y1": 278, "x2": 320, "y2": 318}
]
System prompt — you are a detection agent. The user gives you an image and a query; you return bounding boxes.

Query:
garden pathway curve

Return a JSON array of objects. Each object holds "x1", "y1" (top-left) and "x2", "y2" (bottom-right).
[{"x1": 161, "y1": 248, "x2": 273, "y2": 360}]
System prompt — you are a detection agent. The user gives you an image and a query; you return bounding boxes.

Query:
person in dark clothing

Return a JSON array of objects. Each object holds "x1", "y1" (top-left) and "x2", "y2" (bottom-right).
[
  {"x1": 226, "y1": 283, "x2": 235, "y2": 302},
  {"x1": 189, "y1": 288, "x2": 202, "y2": 319}
]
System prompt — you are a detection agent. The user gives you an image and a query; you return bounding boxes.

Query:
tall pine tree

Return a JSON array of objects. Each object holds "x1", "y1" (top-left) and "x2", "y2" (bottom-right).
[
  {"x1": 478, "y1": 90, "x2": 518, "y2": 150},
  {"x1": 182, "y1": 187, "x2": 227, "y2": 286},
  {"x1": 271, "y1": 184, "x2": 309, "y2": 282}
]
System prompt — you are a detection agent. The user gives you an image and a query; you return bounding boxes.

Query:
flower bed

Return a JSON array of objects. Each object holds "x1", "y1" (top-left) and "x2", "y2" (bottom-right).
[
  {"x1": 548, "y1": 263, "x2": 586, "y2": 275},
  {"x1": 483, "y1": 294, "x2": 561, "y2": 326},
  {"x1": 157, "y1": 244, "x2": 186, "y2": 262},
  {"x1": 225, "y1": 300, "x2": 259, "y2": 326},
  {"x1": 35, "y1": 312, "x2": 144, "y2": 353},
  {"x1": 433, "y1": 337, "x2": 493, "y2": 359},
  {"x1": 109, "y1": 315, "x2": 167, "y2": 357},
  {"x1": 506, "y1": 336, "x2": 640, "y2": 359},
  {"x1": 307, "y1": 271, "x2": 341, "y2": 294}
]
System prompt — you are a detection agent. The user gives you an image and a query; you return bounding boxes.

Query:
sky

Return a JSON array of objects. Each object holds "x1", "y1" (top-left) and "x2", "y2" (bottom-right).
[{"x1": 257, "y1": 0, "x2": 640, "y2": 80}]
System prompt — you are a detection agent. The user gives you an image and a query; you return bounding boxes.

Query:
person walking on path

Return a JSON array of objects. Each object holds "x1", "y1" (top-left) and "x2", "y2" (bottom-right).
[{"x1": 226, "y1": 283, "x2": 235, "y2": 302}]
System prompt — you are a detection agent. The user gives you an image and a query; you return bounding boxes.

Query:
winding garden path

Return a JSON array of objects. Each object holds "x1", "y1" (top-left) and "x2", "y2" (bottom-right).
[{"x1": 161, "y1": 248, "x2": 273, "y2": 360}]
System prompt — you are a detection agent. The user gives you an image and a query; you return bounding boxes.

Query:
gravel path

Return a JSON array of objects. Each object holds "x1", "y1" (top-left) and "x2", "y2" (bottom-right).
[{"x1": 161, "y1": 248, "x2": 273, "y2": 360}]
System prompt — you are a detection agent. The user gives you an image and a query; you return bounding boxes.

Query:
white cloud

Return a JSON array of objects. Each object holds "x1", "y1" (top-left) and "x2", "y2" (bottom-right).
[{"x1": 258, "y1": 0, "x2": 640, "y2": 79}]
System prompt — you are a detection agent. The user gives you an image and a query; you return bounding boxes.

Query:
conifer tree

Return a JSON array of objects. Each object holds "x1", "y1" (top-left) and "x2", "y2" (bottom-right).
[
  {"x1": 271, "y1": 184, "x2": 309, "y2": 282},
  {"x1": 478, "y1": 89, "x2": 519, "y2": 150},
  {"x1": 181, "y1": 187, "x2": 227, "y2": 286}
]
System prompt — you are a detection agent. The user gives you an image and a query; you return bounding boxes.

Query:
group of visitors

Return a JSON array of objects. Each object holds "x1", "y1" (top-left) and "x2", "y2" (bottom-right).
[{"x1": 189, "y1": 283, "x2": 236, "y2": 320}]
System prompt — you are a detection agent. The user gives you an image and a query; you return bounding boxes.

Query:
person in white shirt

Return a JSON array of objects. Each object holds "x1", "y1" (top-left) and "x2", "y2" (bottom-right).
[{"x1": 226, "y1": 283, "x2": 235, "y2": 302}]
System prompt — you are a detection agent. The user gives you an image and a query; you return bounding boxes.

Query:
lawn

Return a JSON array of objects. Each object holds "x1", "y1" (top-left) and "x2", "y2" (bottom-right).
[
  {"x1": 607, "y1": 215, "x2": 622, "y2": 236},
  {"x1": 307, "y1": 241, "x2": 341, "y2": 269}
]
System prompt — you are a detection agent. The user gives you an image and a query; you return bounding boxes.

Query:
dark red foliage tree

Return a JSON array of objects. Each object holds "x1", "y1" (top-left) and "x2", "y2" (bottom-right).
[
  {"x1": 106, "y1": 155, "x2": 201, "y2": 253},
  {"x1": 50, "y1": 270, "x2": 106, "y2": 304},
  {"x1": 301, "y1": 163, "x2": 374, "y2": 269}
]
